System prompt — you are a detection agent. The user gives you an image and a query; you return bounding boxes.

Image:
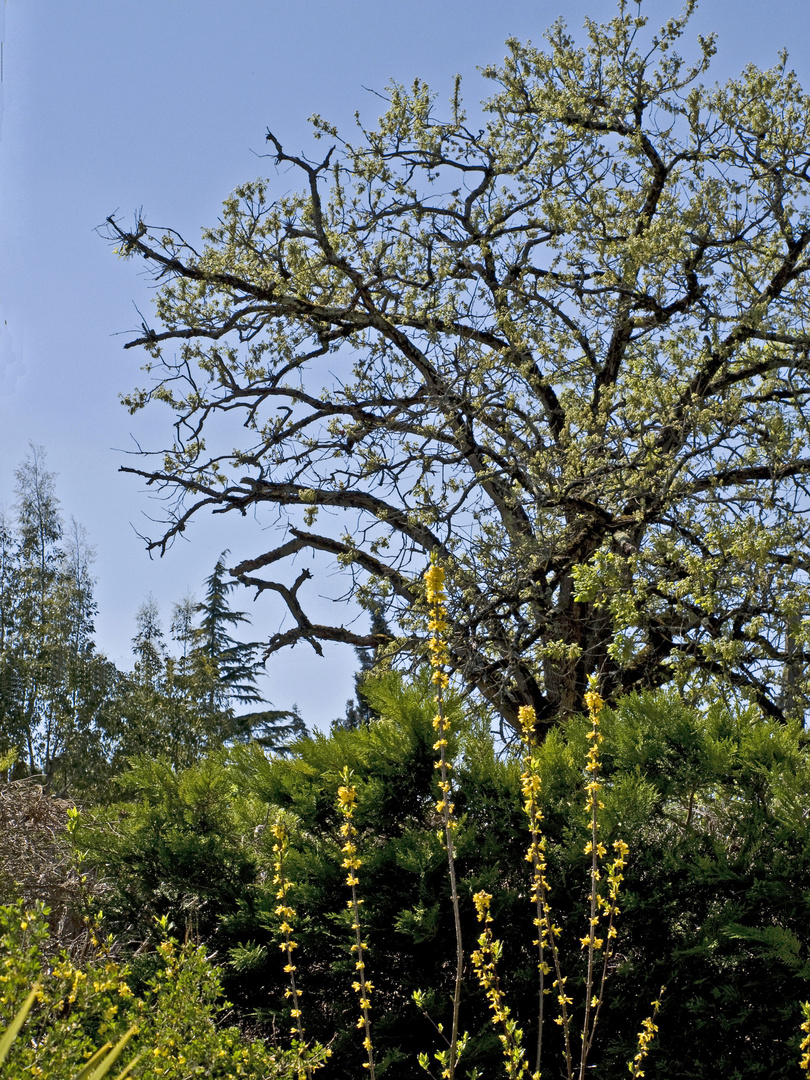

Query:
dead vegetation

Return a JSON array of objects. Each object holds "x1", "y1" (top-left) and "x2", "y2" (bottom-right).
[{"x1": 0, "y1": 776, "x2": 96, "y2": 957}]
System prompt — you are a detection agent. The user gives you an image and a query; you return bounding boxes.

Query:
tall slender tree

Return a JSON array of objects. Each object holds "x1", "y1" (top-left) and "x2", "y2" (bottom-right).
[
  {"x1": 131, "y1": 596, "x2": 166, "y2": 689},
  {"x1": 9, "y1": 447, "x2": 78, "y2": 776},
  {"x1": 0, "y1": 510, "x2": 19, "y2": 753},
  {"x1": 0, "y1": 446, "x2": 116, "y2": 790}
]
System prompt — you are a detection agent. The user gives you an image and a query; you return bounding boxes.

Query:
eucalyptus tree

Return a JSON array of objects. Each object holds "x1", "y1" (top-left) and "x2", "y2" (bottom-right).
[
  {"x1": 107, "y1": 2, "x2": 810, "y2": 729},
  {"x1": 0, "y1": 447, "x2": 115, "y2": 787}
]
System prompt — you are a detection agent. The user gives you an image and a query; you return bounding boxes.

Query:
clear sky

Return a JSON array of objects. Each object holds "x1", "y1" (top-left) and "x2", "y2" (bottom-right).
[{"x1": 1, "y1": 0, "x2": 808, "y2": 729}]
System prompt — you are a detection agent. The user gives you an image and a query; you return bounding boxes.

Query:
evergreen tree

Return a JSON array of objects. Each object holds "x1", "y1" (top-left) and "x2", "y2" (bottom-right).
[
  {"x1": 193, "y1": 552, "x2": 263, "y2": 717},
  {"x1": 0, "y1": 510, "x2": 17, "y2": 735},
  {"x1": 170, "y1": 593, "x2": 197, "y2": 661},
  {"x1": 50, "y1": 520, "x2": 120, "y2": 795},
  {"x1": 109, "y1": 597, "x2": 207, "y2": 771},
  {"x1": 191, "y1": 551, "x2": 306, "y2": 749},
  {"x1": 131, "y1": 595, "x2": 166, "y2": 688},
  {"x1": 108, "y1": 560, "x2": 305, "y2": 770}
]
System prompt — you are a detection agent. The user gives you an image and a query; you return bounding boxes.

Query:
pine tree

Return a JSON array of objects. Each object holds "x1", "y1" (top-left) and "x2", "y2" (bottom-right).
[{"x1": 193, "y1": 552, "x2": 263, "y2": 717}]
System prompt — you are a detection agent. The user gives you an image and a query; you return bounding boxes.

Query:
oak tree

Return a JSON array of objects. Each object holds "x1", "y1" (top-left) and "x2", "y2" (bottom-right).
[{"x1": 108, "y1": 2, "x2": 810, "y2": 729}]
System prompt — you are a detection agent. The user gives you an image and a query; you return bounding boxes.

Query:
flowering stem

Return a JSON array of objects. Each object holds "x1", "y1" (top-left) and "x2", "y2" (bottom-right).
[
  {"x1": 425, "y1": 562, "x2": 464, "y2": 1080},
  {"x1": 520, "y1": 699, "x2": 546, "y2": 1071},
  {"x1": 517, "y1": 707, "x2": 546, "y2": 1075},
  {"x1": 337, "y1": 777, "x2": 376, "y2": 1078},
  {"x1": 518, "y1": 704, "x2": 572, "y2": 1080},
  {"x1": 586, "y1": 838, "x2": 629, "y2": 1062},
  {"x1": 578, "y1": 687, "x2": 602, "y2": 1080},
  {"x1": 471, "y1": 891, "x2": 529, "y2": 1079},
  {"x1": 271, "y1": 821, "x2": 309, "y2": 1073},
  {"x1": 578, "y1": 680, "x2": 629, "y2": 1078},
  {"x1": 628, "y1": 988, "x2": 665, "y2": 1078}
]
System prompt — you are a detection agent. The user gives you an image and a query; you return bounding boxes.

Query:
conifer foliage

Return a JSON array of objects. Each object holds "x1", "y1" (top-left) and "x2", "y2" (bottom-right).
[
  {"x1": 109, "y1": 558, "x2": 304, "y2": 771},
  {"x1": 193, "y1": 552, "x2": 305, "y2": 747}
]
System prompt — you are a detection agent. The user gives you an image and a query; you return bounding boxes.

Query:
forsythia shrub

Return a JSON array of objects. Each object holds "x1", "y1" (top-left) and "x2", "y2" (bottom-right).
[{"x1": 0, "y1": 899, "x2": 328, "y2": 1079}]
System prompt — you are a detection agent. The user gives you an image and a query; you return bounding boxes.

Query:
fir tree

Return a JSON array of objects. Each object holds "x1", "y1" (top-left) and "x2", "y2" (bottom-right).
[{"x1": 192, "y1": 552, "x2": 305, "y2": 749}]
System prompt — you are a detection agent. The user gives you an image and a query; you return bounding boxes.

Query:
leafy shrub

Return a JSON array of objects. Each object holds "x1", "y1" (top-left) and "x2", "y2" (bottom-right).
[
  {"x1": 72, "y1": 679, "x2": 810, "y2": 1078},
  {"x1": 0, "y1": 899, "x2": 327, "y2": 1079}
]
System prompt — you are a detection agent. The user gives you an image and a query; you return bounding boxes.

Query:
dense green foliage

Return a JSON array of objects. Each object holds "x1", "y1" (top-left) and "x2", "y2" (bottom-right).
[
  {"x1": 0, "y1": 898, "x2": 328, "y2": 1078},
  {"x1": 0, "y1": 447, "x2": 119, "y2": 792},
  {"x1": 74, "y1": 751, "x2": 265, "y2": 953},
  {"x1": 75, "y1": 676, "x2": 810, "y2": 1079}
]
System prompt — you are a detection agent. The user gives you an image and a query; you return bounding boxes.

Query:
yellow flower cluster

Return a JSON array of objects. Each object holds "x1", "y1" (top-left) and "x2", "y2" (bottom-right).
[
  {"x1": 518, "y1": 706, "x2": 556, "y2": 981},
  {"x1": 575, "y1": 678, "x2": 634, "y2": 1078},
  {"x1": 628, "y1": 989, "x2": 665, "y2": 1078},
  {"x1": 801, "y1": 1001, "x2": 810, "y2": 1074},
  {"x1": 425, "y1": 564, "x2": 450, "y2": 689},
  {"x1": 338, "y1": 786, "x2": 363, "y2": 888},
  {"x1": 580, "y1": 682, "x2": 629, "y2": 958},
  {"x1": 518, "y1": 704, "x2": 569, "y2": 1075},
  {"x1": 518, "y1": 685, "x2": 635, "y2": 1079},
  {"x1": 471, "y1": 892, "x2": 532, "y2": 1080},
  {"x1": 426, "y1": 563, "x2": 457, "y2": 838},
  {"x1": 336, "y1": 777, "x2": 375, "y2": 1078},
  {"x1": 424, "y1": 561, "x2": 464, "y2": 1079},
  {"x1": 271, "y1": 823, "x2": 306, "y2": 1040},
  {"x1": 583, "y1": 681, "x2": 605, "y2": 818}
]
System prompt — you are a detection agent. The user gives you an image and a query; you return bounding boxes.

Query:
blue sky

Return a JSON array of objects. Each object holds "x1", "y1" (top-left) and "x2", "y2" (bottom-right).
[{"x1": 1, "y1": 0, "x2": 808, "y2": 729}]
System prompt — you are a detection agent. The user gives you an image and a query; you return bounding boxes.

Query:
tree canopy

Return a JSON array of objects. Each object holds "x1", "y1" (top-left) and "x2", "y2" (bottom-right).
[
  {"x1": 0, "y1": 449, "x2": 304, "y2": 795},
  {"x1": 108, "y1": 1, "x2": 810, "y2": 729}
]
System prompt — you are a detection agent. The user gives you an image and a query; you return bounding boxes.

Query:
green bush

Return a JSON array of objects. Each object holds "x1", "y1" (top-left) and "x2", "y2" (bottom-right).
[
  {"x1": 72, "y1": 749, "x2": 265, "y2": 954},
  {"x1": 73, "y1": 678, "x2": 810, "y2": 1078}
]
